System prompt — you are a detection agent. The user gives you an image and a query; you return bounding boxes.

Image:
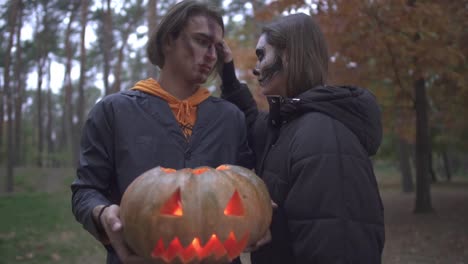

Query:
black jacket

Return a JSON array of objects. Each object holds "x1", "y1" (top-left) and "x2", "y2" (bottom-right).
[
  {"x1": 222, "y1": 74, "x2": 385, "y2": 263},
  {"x1": 71, "y1": 89, "x2": 253, "y2": 264}
]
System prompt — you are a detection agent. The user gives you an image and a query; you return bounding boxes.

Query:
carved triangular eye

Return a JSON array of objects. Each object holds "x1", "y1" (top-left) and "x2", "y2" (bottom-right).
[
  {"x1": 160, "y1": 188, "x2": 183, "y2": 216},
  {"x1": 224, "y1": 190, "x2": 244, "y2": 216}
]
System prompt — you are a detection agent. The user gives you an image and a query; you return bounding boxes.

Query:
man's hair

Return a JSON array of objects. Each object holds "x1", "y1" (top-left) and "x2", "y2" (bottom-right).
[
  {"x1": 147, "y1": 0, "x2": 224, "y2": 69},
  {"x1": 263, "y1": 13, "x2": 329, "y2": 97}
]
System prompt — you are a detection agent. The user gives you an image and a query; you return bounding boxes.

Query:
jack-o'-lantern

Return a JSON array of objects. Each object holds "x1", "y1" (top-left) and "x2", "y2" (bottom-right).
[{"x1": 120, "y1": 165, "x2": 272, "y2": 264}]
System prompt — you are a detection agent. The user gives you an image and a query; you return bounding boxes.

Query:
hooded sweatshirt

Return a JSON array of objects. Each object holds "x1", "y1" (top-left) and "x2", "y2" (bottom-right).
[{"x1": 131, "y1": 78, "x2": 210, "y2": 138}]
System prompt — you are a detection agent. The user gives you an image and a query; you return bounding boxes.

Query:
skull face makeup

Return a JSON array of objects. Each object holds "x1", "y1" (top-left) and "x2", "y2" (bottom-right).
[{"x1": 253, "y1": 34, "x2": 288, "y2": 96}]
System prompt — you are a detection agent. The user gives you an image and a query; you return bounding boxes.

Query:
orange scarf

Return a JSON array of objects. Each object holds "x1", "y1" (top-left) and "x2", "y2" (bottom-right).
[{"x1": 131, "y1": 78, "x2": 210, "y2": 138}]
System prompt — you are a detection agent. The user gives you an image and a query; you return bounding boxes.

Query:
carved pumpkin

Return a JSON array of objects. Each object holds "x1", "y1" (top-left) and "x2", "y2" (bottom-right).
[{"x1": 120, "y1": 165, "x2": 272, "y2": 264}]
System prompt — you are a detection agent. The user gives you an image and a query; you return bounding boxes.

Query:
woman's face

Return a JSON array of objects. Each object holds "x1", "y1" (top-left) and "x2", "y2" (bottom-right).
[{"x1": 253, "y1": 34, "x2": 288, "y2": 97}]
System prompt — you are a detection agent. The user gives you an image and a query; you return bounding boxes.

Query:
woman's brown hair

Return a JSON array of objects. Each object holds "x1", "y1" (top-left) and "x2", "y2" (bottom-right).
[{"x1": 263, "y1": 13, "x2": 329, "y2": 97}]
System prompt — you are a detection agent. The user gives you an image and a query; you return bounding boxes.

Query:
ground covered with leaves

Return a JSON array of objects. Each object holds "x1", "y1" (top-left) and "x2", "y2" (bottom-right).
[{"x1": 382, "y1": 182, "x2": 468, "y2": 264}]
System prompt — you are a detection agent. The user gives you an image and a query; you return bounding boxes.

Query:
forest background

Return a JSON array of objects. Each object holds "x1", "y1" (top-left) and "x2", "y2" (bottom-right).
[{"x1": 0, "y1": 0, "x2": 467, "y2": 263}]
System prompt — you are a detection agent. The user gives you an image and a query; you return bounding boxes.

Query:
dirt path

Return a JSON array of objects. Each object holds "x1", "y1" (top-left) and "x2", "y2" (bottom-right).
[{"x1": 382, "y1": 183, "x2": 468, "y2": 264}]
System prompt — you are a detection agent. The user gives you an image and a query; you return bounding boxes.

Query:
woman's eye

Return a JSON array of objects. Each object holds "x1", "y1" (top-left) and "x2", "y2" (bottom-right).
[{"x1": 256, "y1": 50, "x2": 264, "y2": 61}]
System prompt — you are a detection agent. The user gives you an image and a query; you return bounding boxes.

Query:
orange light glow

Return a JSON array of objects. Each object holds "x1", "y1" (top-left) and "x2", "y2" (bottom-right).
[
  {"x1": 151, "y1": 232, "x2": 249, "y2": 263},
  {"x1": 216, "y1": 165, "x2": 230, "y2": 171},
  {"x1": 192, "y1": 168, "x2": 209, "y2": 175},
  {"x1": 160, "y1": 188, "x2": 183, "y2": 216},
  {"x1": 161, "y1": 167, "x2": 176, "y2": 173},
  {"x1": 224, "y1": 190, "x2": 244, "y2": 216}
]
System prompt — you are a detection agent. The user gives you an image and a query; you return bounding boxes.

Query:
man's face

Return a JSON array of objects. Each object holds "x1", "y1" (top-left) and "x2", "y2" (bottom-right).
[
  {"x1": 165, "y1": 15, "x2": 223, "y2": 85},
  {"x1": 254, "y1": 34, "x2": 287, "y2": 96}
]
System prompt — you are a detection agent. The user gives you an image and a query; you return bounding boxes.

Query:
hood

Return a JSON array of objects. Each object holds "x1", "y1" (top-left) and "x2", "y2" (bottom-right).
[{"x1": 269, "y1": 85, "x2": 382, "y2": 156}]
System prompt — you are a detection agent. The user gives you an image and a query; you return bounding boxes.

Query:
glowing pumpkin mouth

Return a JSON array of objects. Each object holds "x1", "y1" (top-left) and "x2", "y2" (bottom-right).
[{"x1": 152, "y1": 232, "x2": 249, "y2": 262}]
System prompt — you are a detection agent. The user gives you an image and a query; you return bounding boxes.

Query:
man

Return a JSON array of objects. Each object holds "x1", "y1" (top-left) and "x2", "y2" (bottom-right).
[{"x1": 71, "y1": 1, "x2": 252, "y2": 263}]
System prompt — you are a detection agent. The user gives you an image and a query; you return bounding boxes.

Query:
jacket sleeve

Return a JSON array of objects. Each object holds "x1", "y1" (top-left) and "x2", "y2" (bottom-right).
[
  {"x1": 71, "y1": 100, "x2": 115, "y2": 242},
  {"x1": 235, "y1": 110, "x2": 255, "y2": 170},
  {"x1": 220, "y1": 62, "x2": 259, "y2": 133},
  {"x1": 220, "y1": 61, "x2": 268, "y2": 159}
]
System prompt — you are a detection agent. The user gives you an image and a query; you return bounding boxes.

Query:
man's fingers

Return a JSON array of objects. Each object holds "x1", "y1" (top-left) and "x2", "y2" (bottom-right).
[
  {"x1": 102, "y1": 205, "x2": 122, "y2": 232},
  {"x1": 111, "y1": 220, "x2": 122, "y2": 232}
]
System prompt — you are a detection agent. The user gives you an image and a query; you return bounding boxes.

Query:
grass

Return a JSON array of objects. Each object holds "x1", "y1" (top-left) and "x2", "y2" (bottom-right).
[{"x1": 0, "y1": 168, "x2": 105, "y2": 264}]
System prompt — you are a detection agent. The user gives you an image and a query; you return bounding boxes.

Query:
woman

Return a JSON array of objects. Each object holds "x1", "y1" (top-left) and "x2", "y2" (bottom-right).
[{"x1": 220, "y1": 13, "x2": 385, "y2": 263}]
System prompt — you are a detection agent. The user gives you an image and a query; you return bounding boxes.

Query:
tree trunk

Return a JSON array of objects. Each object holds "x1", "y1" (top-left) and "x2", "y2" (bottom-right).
[
  {"x1": 399, "y1": 137, "x2": 414, "y2": 193},
  {"x1": 75, "y1": 0, "x2": 89, "y2": 164},
  {"x1": 34, "y1": 2, "x2": 49, "y2": 168},
  {"x1": 442, "y1": 149, "x2": 452, "y2": 181},
  {"x1": 0, "y1": 79, "x2": 3, "y2": 154},
  {"x1": 413, "y1": 77, "x2": 433, "y2": 213},
  {"x1": 426, "y1": 128, "x2": 437, "y2": 183},
  {"x1": 61, "y1": 2, "x2": 80, "y2": 163},
  {"x1": 103, "y1": 0, "x2": 113, "y2": 96},
  {"x1": 14, "y1": 1, "x2": 23, "y2": 166},
  {"x1": 407, "y1": 0, "x2": 432, "y2": 213},
  {"x1": 36, "y1": 56, "x2": 45, "y2": 167},
  {"x1": 46, "y1": 59, "x2": 54, "y2": 167},
  {"x1": 113, "y1": 44, "x2": 126, "y2": 93},
  {"x1": 112, "y1": 0, "x2": 144, "y2": 93},
  {"x1": 429, "y1": 153, "x2": 437, "y2": 183},
  {"x1": 146, "y1": 0, "x2": 157, "y2": 78},
  {"x1": 4, "y1": 0, "x2": 20, "y2": 192}
]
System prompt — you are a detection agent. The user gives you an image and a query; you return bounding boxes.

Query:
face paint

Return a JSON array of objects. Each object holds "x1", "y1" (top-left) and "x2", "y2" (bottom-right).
[
  {"x1": 254, "y1": 34, "x2": 288, "y2": 96},
  {"x1": 256, "y1": 54, "x2": 283, "y2": 86}
]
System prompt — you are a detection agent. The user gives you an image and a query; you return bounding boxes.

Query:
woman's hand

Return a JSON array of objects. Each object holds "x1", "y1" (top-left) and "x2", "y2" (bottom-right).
[
  {"x1": 218, "y1": 40, "x2": 233, "y2": 64},
  {"x1": 244, "y1": 200, "x2": 278, "y2": 252}
]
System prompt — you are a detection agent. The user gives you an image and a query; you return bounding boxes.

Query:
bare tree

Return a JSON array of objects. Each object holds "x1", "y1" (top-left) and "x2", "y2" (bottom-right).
[
  {"x1": 407, "y1": 0, "x2": 433, "y2": 213},
  {"x1": 102, "y1": 0, "x2": 114, "y2": 95},
  {"x1": 146, "y1": 0, "x2": 157, "y2": 78},
  {"x1": 4, "y1": 0, "x2": 20, "y2": 192},
  {"x1": 76, "y1": 0, "x2": 89, "y2": 162},
  {"x1": 61, "y1": 1, "x2": 81, "y2": 164},
  {"x1": 112, "y1": 0, "x2": 145, "y2": 93},
  {"x1": 13, "y1": 0, "x2": 24, "y2": 166},
  {"x1": 399, "y1": 137, "x2": 414, "y2": 193},
  {"x1": 46, "y1": 58, "x2": 54, "y2": 167}
]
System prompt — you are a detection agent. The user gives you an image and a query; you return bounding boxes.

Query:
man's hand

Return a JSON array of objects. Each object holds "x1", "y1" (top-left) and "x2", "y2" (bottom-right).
[{"x1": 98, "y1": 204, "x2": 148, "y2": 263}]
